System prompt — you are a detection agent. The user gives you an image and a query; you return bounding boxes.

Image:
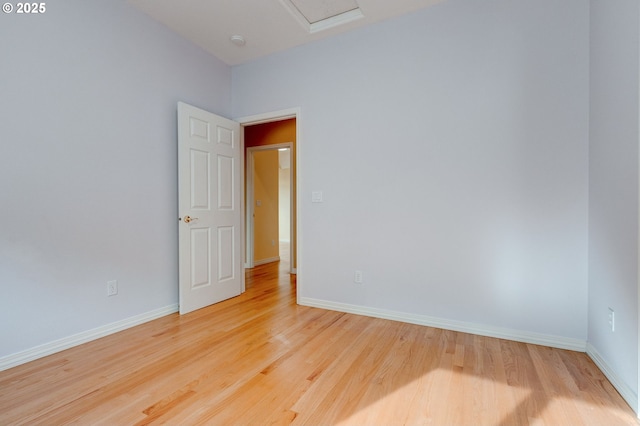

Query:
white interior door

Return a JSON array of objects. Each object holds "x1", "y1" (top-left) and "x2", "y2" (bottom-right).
[{"x1": 178, "y1": 102, "x2": 243, "y2": 315}]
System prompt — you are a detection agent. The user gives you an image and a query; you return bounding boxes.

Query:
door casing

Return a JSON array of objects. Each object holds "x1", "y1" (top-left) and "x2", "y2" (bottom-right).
[{"x1": 237, "y1": 107, "x2": 301, "y2": 303}]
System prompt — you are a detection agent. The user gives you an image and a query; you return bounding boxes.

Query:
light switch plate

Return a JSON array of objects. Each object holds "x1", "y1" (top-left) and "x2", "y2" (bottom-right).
[{"x1": 312, "y1": 191, "x2": 323, "y2": 203}]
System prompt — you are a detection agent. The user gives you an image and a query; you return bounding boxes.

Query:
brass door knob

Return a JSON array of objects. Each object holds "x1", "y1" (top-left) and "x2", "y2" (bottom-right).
[{"x1": 182, "y1": 215, "x2": 198, "y2": 223}]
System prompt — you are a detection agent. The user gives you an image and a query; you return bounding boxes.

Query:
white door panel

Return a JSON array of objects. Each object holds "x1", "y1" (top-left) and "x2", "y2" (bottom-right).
[{"x1": 178, "y1": 102, "x2": 243, "y2": 315}]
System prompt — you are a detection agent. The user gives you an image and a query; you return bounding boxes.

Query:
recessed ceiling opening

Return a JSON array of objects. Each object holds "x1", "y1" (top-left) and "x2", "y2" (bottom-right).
[{"x1": 279, "y1": 0, "x2": 364, "y2": 33}]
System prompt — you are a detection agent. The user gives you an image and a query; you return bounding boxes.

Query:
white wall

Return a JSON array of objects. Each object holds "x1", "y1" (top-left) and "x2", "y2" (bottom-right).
[
  {"x1": 588, "y1": 0, "x2": 639, "y2": 406},
  {"x1": 0, "y1": 0, "x2": 231, "y2": 358},
  {"x1": 233, "y1": 0, "x2": 589, "y2": 338}
]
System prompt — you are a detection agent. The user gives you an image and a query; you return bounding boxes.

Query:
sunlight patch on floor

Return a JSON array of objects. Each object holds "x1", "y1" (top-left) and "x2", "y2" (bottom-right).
[{"x1": 335, "y1": 367, "x2": 532, "y2": 425}]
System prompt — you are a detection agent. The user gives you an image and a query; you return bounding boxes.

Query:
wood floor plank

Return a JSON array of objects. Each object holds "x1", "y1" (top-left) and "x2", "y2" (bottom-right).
[{"x1": 0, "y1": 258, "x2": 637, "y2": 425}]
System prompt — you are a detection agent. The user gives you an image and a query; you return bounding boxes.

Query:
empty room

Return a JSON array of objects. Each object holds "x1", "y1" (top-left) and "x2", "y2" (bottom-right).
[{"x1": 1, "y1": 0, "x2": 639, "y2": 424}]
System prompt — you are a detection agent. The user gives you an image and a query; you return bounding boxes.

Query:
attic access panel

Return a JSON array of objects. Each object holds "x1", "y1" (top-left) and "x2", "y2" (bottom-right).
[{"x1": 280, "y1": 0, "x2": 364, "y2": 33}]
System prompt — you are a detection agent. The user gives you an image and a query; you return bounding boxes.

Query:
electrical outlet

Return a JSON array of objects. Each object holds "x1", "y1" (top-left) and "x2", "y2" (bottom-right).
[
  {"x1": 354, "y1": 270, "x2": 363, "y2": 284},
  {"x1": 107, "y1": 280, "x2": 118, "y2": 297},
  {"x1": 312, "y1": 191, "x2": 323, "y2": 203},
  {"x1": 608, "y1": 308, "x2": 615, "y2": 332}
]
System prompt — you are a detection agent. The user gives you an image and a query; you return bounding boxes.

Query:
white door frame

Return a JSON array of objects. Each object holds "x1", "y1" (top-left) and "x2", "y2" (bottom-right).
[
  {"x1": 246, "y1": 142, "x2": 294, "y2": 273},
  {"x1": 237, "y1": 107, "x2": 301, "y2": 303}
]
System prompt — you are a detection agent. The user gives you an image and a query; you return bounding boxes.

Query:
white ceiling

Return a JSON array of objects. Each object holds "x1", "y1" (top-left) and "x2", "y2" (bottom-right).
[{"x1": 126, "y1": 0, "x2": 448, "y2": 65}]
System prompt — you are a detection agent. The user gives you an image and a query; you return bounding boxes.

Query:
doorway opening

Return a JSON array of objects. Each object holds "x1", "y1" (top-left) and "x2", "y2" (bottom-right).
[
  {"x1": 240, "y1": 112, "x2": 298, "y2": 291},
  {"x1": 246, "y1": 144, "x2": 293, "y2": 273}
]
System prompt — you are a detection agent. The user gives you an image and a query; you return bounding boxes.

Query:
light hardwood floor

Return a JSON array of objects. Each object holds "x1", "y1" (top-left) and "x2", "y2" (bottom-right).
[{"x1": 1, "y1": 257, "x2": 638, "y2": 425}]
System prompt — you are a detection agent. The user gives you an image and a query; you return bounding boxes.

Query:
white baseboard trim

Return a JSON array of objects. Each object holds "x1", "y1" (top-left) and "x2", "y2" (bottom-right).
[
  {"x1": 0, "y1": 304, "x2": 179, "y2": 372},
  {"x1": 253, "y1": 256, "x2": 280, "y2": 266},
  {"x1": 299, "y1": 297, "x2": 587, "y2": 352},
  {"x1": 586, "y1": 343, "x2": 638, "y2": 414}
]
